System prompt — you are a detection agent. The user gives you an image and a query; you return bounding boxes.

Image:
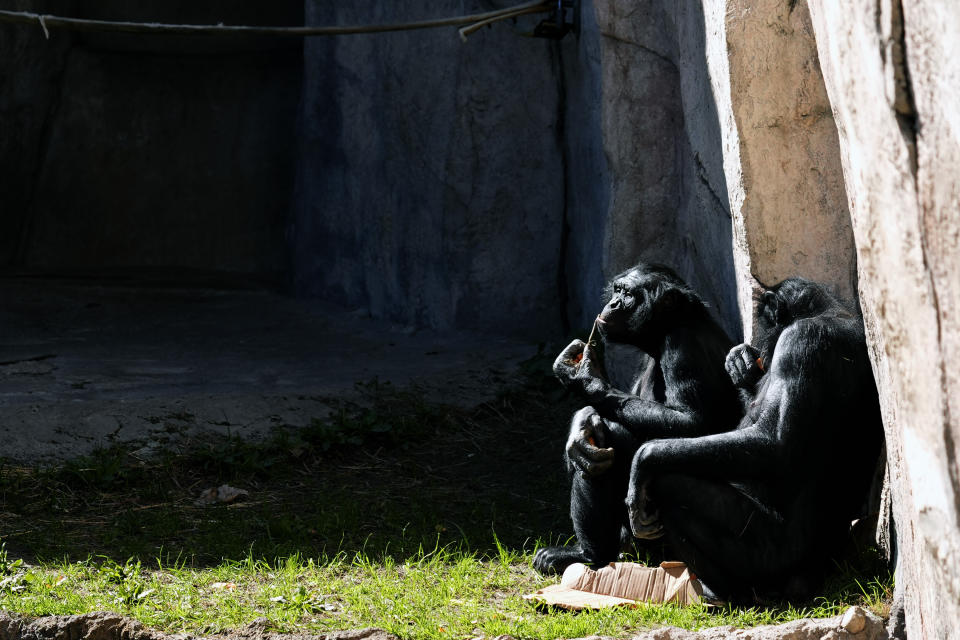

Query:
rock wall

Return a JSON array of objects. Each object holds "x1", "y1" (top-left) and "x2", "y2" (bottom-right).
[
  {"x1": 294, "y1": 1, "x2": 743, "y2": 339},
  {"x1": 559, "y1": 0, "x2": 857, "y2": 340},
  {"x1": 293, "y1": 2, "x2": 566, "y2": 337},
  {"x1": 722, "y1": 0, "x2": 857, "y2": 339},
  {"x1": 0, "y1": 1, "x2": 302, "y2": 281},
  {"x1": 807, "y1": 1, "x2": 960, "y2": 637},
  {"x1": 561, "y1": 0, "x2": 741, "y2": 336}
]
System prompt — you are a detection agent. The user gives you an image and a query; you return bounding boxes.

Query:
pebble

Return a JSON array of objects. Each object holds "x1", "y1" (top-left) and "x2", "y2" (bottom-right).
[{"x1": 840, "y1": 605, "x2": 867, "y2": 634}]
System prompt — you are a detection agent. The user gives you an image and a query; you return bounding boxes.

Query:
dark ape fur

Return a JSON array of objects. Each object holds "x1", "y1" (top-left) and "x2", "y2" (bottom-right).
[
  {"x1": 533, "y1": 263, "x2": 741, "y2": 575},
  {"x1": 626, "y1": 277, "x2": 884, "y2": 601}
]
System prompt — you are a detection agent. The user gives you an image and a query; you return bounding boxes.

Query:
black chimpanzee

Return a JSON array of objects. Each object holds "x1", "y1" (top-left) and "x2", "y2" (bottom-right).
[
  {"x1": 626, "y1": 277, "x2": 883, "y2": 601},
  {"x1": 533, "y1": 263, "x2": 742, "y2": 575}
]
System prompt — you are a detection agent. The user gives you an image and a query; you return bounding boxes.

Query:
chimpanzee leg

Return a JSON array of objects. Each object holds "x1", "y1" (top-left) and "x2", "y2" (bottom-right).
[
  {"x1": 532, "y1": 466, "x2": 630, "y2": 574},
  {"x1": 570, "y1": 456, "x2": 632, "y2": 562},
  {"x1": 533, "y1": 422, "x2": 637, "y2": 575},
  {"x1": 648, "y1": 473, "x2": 804, "y2": 600}
]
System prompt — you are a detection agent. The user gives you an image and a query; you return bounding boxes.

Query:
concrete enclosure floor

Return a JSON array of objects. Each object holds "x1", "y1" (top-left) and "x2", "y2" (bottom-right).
[{"x1": 0, "y1": 277, "x2": 538, "y2": 461}]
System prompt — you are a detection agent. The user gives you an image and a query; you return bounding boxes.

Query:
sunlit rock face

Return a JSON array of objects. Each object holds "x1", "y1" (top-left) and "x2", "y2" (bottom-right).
[
  {"x1": 806, "y1": 1, "x2": 960, "y2": 637},
  {"x1": 572, "y1": 0, "x2": 858, "y2": 340},
  {"x1": 721, "y1": 0, "x2": 857, "y2": 340},
  {"x1": 587, "y1": 1, "x2": 960, "y2": 636}
]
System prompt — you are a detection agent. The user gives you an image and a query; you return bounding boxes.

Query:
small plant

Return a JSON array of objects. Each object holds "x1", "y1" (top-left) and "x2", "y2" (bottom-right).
[
  {"x1": 98, "y1": 557, "x2": 153, "y2": 607},
  {"x1": 0, "y1": 541, "x2": 22, "y2": 576}
]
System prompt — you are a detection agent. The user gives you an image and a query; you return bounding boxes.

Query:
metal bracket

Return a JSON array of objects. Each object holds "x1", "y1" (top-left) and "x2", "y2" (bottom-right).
[{"x1": 533, "y1": 0, "x2": 578, "y2": 39}]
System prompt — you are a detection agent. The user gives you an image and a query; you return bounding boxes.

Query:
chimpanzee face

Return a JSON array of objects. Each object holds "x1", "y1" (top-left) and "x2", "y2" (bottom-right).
[{"x1": 597, "y1": 268, "x2": 652, "y2": 344}]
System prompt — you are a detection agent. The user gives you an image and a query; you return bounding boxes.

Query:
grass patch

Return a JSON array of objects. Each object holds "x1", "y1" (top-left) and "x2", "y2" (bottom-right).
[
  {"x1": 0, "y1": 360, "x2": 892, "y2": 638},
  {"x1": 0, "y1": 544, "x2": 892, "y2": 640}
]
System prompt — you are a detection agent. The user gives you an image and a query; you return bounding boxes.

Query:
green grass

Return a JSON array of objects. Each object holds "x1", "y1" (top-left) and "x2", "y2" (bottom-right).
[
  {"x1": 0, "y1": 362, "x2": 892, "y2": 638},
  {"x1": 0, "y1": 543, "x2": 892, "y2": 639}
]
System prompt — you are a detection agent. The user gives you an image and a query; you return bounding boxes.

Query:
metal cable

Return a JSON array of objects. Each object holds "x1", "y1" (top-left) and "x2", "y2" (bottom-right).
[{"x1": 0, "y1": 2, "x2": 551, "y2": 40}]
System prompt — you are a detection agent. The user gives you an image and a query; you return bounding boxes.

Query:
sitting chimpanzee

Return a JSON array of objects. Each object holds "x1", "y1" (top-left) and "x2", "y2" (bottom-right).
[
  {"x1": 626, "y1": 277, "x2": 883, "y2": 601},
  {"x1": 533, "y1": 263, "x2": 742, "y2": 575}
]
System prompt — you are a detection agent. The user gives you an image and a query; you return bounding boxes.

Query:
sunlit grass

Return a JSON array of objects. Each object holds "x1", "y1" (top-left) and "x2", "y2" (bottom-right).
[
  {"x1": 0, "y1": 538, "x2": 891, "y2": 639},
  {"x1": 0, "y1": 363, "x2": 892, "y2": 638}
]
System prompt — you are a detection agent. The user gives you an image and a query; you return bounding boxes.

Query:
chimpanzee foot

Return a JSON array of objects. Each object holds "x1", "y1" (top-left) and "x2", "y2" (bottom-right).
[
  {"x1": 625, "y1": 481, "x2": 664, "y2": 540},
  {"x1": 532, "y1": 546, "x2": 590, "y2": 575},
  {"x1": 627, "y1": 501, "x2": 664, "y2": 540}
]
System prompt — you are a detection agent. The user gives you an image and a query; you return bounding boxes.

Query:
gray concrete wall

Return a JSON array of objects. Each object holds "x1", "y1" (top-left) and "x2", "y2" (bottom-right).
[
  {"x1": 4, "y1": 0, "x2": 745, "y2": 340},
  {"x1": 292, "y1": 2, "x2": 567, "y2": 338},
  {"x1": 1, "y1": 0, "x2": 302, "y2": 281},
  {"x1": 291, "y1": 1, "x2": 743, "y2": 339},
  {"x1": 561, "y1": 0, "x2": 741, "y2": 337},
  {"x1": 0, "y1": 0, "x2": 77, "y2": 269}
]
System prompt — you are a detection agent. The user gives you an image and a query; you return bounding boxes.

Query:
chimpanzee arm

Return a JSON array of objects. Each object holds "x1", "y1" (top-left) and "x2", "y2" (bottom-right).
[
  {"x1": 554, "y1": 334, "x2": 720, "y2": 439},
  {"x1": 632, "y1": 325, "x2": 818, "y2": 479},
  {"x1": 624, "y1": 336, "x2": 806, "y2": 538},
  {"x1": 588, "y1": 386, "x2": 702, "y2": 437}
]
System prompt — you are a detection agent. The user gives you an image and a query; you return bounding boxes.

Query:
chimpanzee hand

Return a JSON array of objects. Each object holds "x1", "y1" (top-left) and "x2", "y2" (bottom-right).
[
  {"x1": 725, "y1": 343, "x2": 764, "y2": 389},
  {"x1": 553, "y1": 339, "x2": 608, "y2": 397},
  {"x1": 565, "y1": 407, "x2": 615, "y2": 477},
  {"x1": 625, "y1": 442, "x2": 664, "y2": 539}
]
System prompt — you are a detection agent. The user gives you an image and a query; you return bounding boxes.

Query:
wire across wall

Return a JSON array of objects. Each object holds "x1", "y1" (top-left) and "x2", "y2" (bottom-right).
[{"x1": 0, "y1": 1, "x2": 553, "y2": 42}]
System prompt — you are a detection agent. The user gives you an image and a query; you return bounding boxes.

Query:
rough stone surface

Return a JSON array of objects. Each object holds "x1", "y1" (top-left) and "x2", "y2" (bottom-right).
[
  {"x1": 0, "y1": 612, "x2": 164, "y2": 640},
  {"x1": 806, "y1": 1, "x2": 960, "y2": 638},
  {"x1": 840, "y1": 606, "x2": 867, "y2": 635},
  {"x1": 294, "y1": 2, "x2": 565, "y2": 339},
  {"x1": 0, "y1": 612, "x2": 401, "y2": 640},
  {"x1": 557, "y1": 608, "x2": 888, "y2": 639},
  {"x1": 293, "y1": 1, "x2": 744, "y2": 340},
  {"x1": 722, "y1": 0, "x2": 857, "y2": 339},
  {"x1": 0, "y1": 610, "x2": 889, "y2": 640},
  {"x1": 560, "y1": 0, "x2": 741, "y2": 337}
]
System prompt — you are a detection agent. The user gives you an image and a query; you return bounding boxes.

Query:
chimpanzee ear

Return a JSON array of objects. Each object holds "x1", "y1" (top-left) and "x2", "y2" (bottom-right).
[
  {"x1": 658, "y1": 287, "x2": 681, "y2": 311},
  {"x1": 761, "y1": 291, "x2": 784, "y2": 325}
]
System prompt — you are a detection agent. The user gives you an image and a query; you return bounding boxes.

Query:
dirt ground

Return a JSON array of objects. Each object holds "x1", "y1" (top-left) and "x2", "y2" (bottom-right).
[
  {"x1": 0, "y1": 608, "x2": 890, "y2": 640},
  {"x1": 0, "y1": 276, "x2": 538, "y2": 461},
  {"x1": 0, "y1": 277, "x2": 895, "y2": 640}
]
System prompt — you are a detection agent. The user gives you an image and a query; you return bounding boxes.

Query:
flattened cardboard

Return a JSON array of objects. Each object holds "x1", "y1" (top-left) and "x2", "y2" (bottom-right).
[{"x1": 524, "y1": 561, "x2": 703, "y2": 610}]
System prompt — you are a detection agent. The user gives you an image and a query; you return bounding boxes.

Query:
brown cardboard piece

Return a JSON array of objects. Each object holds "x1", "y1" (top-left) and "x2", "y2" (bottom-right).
[{"x1": 524, "y1": 561, "x2": 704, "y2": 610}]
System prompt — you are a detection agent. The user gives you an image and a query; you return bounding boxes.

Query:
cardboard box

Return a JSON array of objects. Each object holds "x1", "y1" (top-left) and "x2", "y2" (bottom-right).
[{"x1": 524, "y1": 561, "x2": 704, "y2": 610}]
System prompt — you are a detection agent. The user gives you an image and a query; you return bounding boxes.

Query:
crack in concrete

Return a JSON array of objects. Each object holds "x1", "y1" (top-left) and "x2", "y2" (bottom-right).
[
  {"x1": 694, "y1": 152, "x2": 731, "y2": 218},
  {"x1": 0, "y1": 354, "x2": 56, "y2": 367},
  {"x1": 598, "y1": 31, "x2": 678, "y2": 71}
]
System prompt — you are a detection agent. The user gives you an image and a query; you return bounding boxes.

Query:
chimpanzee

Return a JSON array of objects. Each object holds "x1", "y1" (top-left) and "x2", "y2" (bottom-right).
[
  {"x1": 533, "y1": 263, "x2": 742, "y2": 575},
  {"x1": 626, "y1": 278, "x2": 883, "y2": 601}
]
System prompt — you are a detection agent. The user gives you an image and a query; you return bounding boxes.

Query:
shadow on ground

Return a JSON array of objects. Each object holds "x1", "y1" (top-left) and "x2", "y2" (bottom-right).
[{"x1": 1, "y1": 358, "x2": 585, "y2": 566}]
